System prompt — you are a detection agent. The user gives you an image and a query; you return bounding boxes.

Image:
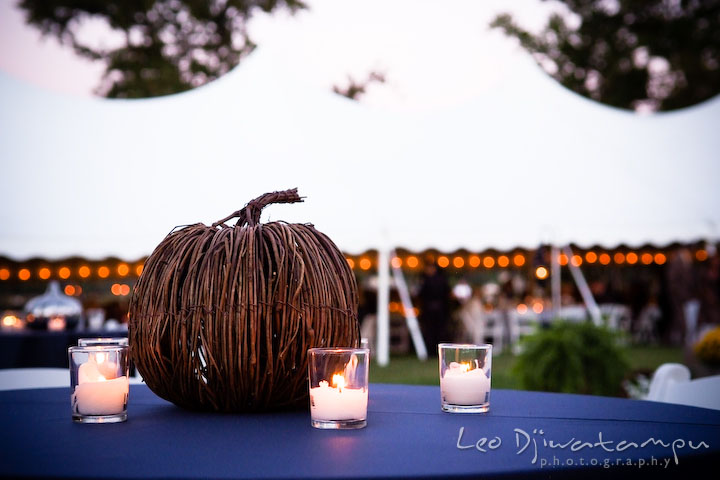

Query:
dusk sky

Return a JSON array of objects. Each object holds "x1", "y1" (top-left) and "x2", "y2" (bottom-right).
[{"x1": 2, "y1": 0, "x2": 719, "y2": 259}]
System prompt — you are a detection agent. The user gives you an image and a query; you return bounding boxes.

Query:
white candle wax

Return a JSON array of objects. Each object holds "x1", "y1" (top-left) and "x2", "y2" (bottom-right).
[
  {"x1": 73, "y1": 376, "x2": 129, "y2": 415},
  {"x1": 441, "y1": 361, "x2": 490, "y2": 405},
  {"x1": 73, "y1": 355, "x2": 128, "y2": 416},
  {"x1": 310, "y1": 380, "x2": 368, "y2": 421}
]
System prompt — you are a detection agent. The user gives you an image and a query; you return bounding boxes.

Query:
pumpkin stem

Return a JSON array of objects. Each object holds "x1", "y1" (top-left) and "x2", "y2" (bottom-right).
[{"x1": 212, "y1": 188, "x2": 304, "y2": 227}]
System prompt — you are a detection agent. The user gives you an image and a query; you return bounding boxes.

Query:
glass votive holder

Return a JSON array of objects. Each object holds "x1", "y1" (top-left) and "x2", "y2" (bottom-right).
[
  {"x1": 308, "y1": 347, "x2": 369, "y2": 429},
  {"x1": 79, "y1": 338, "x2": 136, "y2": 376},
  {"x1": 68, "y1": 344, "x2": 130, "y2": 423},
  {"x1": 438, "y1": 343, "x2": 492, "y2": 413},
  {"x1": 78, "y1": 337, "x2": 129, "y2": 347}
]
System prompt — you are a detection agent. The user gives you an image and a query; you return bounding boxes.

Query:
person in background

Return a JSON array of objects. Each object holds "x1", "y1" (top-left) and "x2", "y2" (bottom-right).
[
  {"x1": 698, "y1": 249, "x2": 720, "y2": 328},
  {"x1": 497, "y1": 273, "x2": 518, "y2": 348},
  {"x1": 417, "y1": 261, "x2": 451, "y2": 355},
  {"x1": 664, "y1": 248, "x2": 698, "y2": 345}
]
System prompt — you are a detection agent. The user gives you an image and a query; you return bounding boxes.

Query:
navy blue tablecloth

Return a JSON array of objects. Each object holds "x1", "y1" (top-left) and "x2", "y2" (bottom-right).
[{"x1": 0, "y1": 384, "x2": 718, "y2": 479}]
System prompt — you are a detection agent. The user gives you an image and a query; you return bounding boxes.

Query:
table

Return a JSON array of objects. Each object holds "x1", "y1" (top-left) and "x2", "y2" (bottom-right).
[
  {"x1": 0, "y1": 330, "x2": 128, "y2": 369},
  {"x1": 0, "y1": 384, "x2": 718, "y2": 479}
]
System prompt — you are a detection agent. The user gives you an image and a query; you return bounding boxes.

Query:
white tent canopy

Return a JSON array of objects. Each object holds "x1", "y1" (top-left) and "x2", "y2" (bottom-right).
[{"x1": 1, "y1": 49, "x2": 719, "y2": 260}]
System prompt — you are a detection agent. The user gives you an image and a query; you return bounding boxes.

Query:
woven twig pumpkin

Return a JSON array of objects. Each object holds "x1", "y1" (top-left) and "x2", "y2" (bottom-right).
[{"x1": 128, "y1": 189, "x2": 359, "y2": 412}]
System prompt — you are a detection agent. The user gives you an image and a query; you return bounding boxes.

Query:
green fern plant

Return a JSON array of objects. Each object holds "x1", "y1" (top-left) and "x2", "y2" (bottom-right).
[{"x1": 513, "y1": 321, "x2": 629, "y2": 396}]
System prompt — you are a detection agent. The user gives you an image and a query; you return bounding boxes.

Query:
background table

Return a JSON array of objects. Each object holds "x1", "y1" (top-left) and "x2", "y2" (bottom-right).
[
  {"x1": 0, "y1": 330, "x2": 128, "y2": 369},
  {"x1": 0, "y1": 384, "x2": 718, "y2": 479}
]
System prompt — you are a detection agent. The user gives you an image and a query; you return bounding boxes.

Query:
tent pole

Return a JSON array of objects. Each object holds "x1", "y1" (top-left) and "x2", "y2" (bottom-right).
[
  {"x1": 390, "y1": 250, "x2": 428, "y2": 361},
  {"x1": 376, "y1": 247, "x2": 390, "y2": 366},
  {"x1": 551, "y1": 244, "x2": 561, "y2": 318},
  {"x1": 563, "y1": 246, "x2": 602, "y2": 325}
]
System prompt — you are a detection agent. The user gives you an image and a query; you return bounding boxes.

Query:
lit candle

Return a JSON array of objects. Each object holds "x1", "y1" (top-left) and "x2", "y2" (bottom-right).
[
  {"x1": 310, "y1": 373, "x2": 368, "y2": 421},
  {"x1": 73, "y1": 353, "x2": 129, "y2": 416},
  {"x1": 441, "y1": 361, "x2": 490, "y2": 406}
]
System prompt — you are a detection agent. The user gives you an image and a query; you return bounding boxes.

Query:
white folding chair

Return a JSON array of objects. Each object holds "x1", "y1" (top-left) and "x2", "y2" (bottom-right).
[
  {"x1": 598, "y1": 303, "x2": 632, "y2": 331},
  {"x1": 484, "y1": 310, "x2": 506, "y2": 354},
  {"x1": 458, "y1": 299, "x2": 485, "y2": 346},
  {"x1": 645, "y1": 363, "x2": 720, "y2": 410},
  {"x1": 508, "y1": 310, "x2": 539, "y2": 354},
  {"x1": 634, "y1": 303, "x2": 661, "y2": 343}
]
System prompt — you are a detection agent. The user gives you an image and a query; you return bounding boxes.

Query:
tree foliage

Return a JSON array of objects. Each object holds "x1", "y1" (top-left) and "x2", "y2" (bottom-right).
[
  {"x1": 491, "y1": 0, "x2": 720, "y2": 111},
  {"x1": 332, "y1": 71, "x2": 386, "y2": 101},
  {"x1": 19, "y1": 0, "x2": 306, "y2": 98}
]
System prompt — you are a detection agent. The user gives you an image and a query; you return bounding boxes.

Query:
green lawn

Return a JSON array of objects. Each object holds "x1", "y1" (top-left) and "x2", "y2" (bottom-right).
[{"x1": 369, "y1": 345, "x2": 684, "y2": 391}]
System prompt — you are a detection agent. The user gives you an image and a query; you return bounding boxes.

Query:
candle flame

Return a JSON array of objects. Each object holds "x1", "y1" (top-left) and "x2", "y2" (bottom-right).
[
  {"x1": 95, "y1": 353, "x2": 107, "y2": 364},
  {"x1": 460, "y1": 362, "x2": 471, "y2": 372},
  {"x1": 332, "y1": 373, "x2": 346, "y2": 392}
]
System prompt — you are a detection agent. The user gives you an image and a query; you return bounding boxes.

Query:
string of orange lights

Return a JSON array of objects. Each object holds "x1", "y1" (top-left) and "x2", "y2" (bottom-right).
[
  {"x1": 342, "y1": 249, "x2": 690, "y2": 273},
  {"x1": 0, "y1": 247, "x2": 712, "y2": 303},
  {"x1": 0, "y1": 263, "x2": 144, "y2": 282},
  {"x1": 0, "y1": 247, "x2": 711, "y2": 283}
]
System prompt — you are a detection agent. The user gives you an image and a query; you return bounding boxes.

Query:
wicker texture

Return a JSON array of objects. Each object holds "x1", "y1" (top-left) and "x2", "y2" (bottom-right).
[{"x1": 128, "y1": 189, "x2": 359, "y2": 412}]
